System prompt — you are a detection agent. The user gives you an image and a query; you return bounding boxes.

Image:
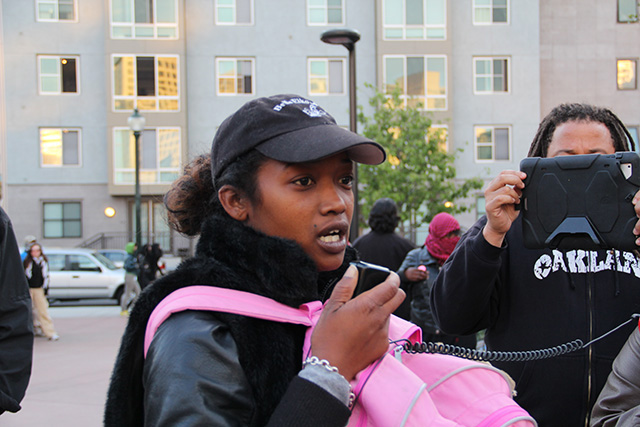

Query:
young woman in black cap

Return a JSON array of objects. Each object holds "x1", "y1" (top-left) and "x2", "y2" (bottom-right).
[{"x1": 105, "y1": 95, "x2": 404, "y2": 426}]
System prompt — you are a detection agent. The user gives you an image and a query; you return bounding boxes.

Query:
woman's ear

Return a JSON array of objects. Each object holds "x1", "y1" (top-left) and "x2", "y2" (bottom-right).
[{"x1": 218, "y1": 185, "x2": 249, "y2": 221}]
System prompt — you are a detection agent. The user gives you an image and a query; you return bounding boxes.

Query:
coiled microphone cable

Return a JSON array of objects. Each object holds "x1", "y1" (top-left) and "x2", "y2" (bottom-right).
[{"x1": 396, "y1": 313, "x2": 640, "y2": 362}]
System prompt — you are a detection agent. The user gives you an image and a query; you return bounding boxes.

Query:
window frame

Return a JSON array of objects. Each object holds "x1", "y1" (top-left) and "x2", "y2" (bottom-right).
[
  {"x1": 307, "y1": 0, "x2": 345, "y2": 26},
  {"x1": 215, "y1": 57, "x2": 255, "y2": 96},
  {"x1": 39, "y1": 127, "x2": 82, "y2": 168},
  {"x1": 474, "y1": 125, "x2": 512, "y2": 162},
  {"x1": 110, "y1": 0, "x2": 179, "y2": 39},
  {"x1": 472, "y1": 0, "x2": 509, "y2": 25},
  {"x1": 382, "y1": 0, "x2": 447, "y2": 41},
  {"x1": 473, "y1": 56, "x2": 510, "y2": 94},
  {"x1": 383, "y1": 54, "x2": 448, "y2": 111},
  {"x1": 618, "y1": 0, "x2": 639, "y2": 23},
  {"x1": 307, "y1": 57, "x2": 346, "y2": 96},
  {"x1": 112, "y1": 54, "x2": 181, "y2": 112},
  {"x1": 37, "y1": 54, "x2": 80, "y2": 95},
  {"x1": 112, "y1": 126, "x2": 182, "y2": 185},
  {"x1": 35, "y1": 0, "x2": 77, "y2": 22},
  {"x1": 42, "y1": 201, "x2": 82, "y2": 239},
  {"x1": 428, "y1": 124, "x2": 449, "y2": 152},
  {"x1": 617, "y1": 58, "x2": 637, "y2": 90},
  {"x1": 214, "y1": 0, "x2": 255, "y2": 26}
]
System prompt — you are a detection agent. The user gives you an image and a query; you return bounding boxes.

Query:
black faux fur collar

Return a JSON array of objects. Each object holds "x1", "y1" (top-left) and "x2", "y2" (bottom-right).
[{"x1": 104, "y1": 213, "x2": 356, "y2": 426}]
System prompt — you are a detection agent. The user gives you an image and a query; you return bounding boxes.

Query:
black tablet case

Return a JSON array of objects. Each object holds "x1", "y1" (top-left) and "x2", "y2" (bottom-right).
[{"x1": 518, "y1": 152, "x2": 640, "y2": 250}]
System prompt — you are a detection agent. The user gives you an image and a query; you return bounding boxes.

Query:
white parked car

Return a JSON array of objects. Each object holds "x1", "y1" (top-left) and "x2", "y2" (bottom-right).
[
  {"x1": 45, "y1": 248, "x2": 126, "y2": 305},
  {"x1": 97, "y1": 249, "x2": 127, "y2": 268}
]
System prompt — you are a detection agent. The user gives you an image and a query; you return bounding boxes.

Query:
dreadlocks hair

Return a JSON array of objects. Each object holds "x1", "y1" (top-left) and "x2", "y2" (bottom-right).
[{"x1": 527, "y1": 103, "x2": 635, "y2": 157}]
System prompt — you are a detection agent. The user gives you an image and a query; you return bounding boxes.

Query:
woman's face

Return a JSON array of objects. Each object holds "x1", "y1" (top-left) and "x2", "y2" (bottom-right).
[
  {"x1": 245, "y1": 153, "x2": 354, "y2": 272},
  {"x1": 30, "y1": 245, "x2": 42, "y2": 257},
  {"x1": 546, "y1": 121, "x2": 615, "y2": 157}
]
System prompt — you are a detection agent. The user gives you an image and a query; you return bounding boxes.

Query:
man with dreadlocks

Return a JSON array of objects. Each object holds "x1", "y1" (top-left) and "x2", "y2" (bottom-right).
[{"x1": 431, "y1": 103, "x2": 640, "y2": 426}]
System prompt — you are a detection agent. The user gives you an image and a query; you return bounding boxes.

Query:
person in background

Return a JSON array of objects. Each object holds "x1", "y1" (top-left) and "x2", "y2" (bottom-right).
[
  {"x1": 137, "y1": 243, "x2": 163, "y2": 289},
  {"x1": 105, "y1": 94, "x2": 404, "y2": 426},
  {"x1": 431, "y1": 103, "x2": 640, "y2": 425},
  {"x1": 24, "y1": 243, "x2": 59, "y2": 341},
  {"x1": 120, "y1": 242, "x2": 140, "y2": 316},
  {"x1": 398, "y1": 212, "x2": 476, "y2": 348},
  {"x1": 352, "y1": 197, "x2": 415, "y2": 319},
  {"x1": 20, "y1": 235, "x2": 36, "y2": 262},
  {"x1": 0, "y1": 207, "x2": 33, "y2": 415}
]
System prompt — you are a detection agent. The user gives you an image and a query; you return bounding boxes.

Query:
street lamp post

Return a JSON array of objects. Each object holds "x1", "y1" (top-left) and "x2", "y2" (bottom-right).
[
  {"x1": 128, "y1": 109, "x2": 145, "y2": 249},
  {"x1": 321, "y1": 28, "x2": 361, "y2": 241}
]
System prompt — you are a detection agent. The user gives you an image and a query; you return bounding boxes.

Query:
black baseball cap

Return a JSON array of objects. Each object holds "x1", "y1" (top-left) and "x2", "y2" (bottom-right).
[{"x1": 211, "y1": 94, "x2": 386, "y2": 179}]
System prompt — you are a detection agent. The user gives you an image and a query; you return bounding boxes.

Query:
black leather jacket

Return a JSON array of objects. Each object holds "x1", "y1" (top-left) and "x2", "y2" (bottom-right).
[
  {"x1": 591, "y1": 326, "x2": 640, "y2": 426},
  {"x1": 397, "y1": 246, "x2": 440, "y2": 333},
  {"x1": 0, "y1": 207, "x2": 32, "y2": 414},
  {"x1": 105, "y1": 213, "x2": 354, "y2": 426}
]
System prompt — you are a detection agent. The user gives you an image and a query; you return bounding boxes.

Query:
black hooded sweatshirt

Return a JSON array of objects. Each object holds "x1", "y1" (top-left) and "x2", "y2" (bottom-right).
[
  {"x1": 0, "y1": 207, "x2": 33, "y2": 414},
  {"x1": 104, "y1": 213, "x2": 355, "y2": 426},
  {"x1": 431, "y1": 215, "x2": 640, "y2": 427}
]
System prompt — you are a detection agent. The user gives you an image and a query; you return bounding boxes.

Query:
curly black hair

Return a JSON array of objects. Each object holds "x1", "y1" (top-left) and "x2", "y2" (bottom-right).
[
  {"x1": 164, "y1": 151, "x2": 267, "y2": 236},
  {"x1": 368, "y1": 198, "x2": 400, "y2": 234}
]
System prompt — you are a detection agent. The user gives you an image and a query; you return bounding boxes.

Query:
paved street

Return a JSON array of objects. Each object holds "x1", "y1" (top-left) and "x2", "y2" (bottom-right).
[{"x1": 2, "y1": 304, "x2": 127, "y2": 427}]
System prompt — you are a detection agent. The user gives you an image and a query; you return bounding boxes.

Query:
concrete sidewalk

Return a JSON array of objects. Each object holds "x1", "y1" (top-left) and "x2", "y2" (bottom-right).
[{"x1": 2, "y1": 306, "x2": 128, "y2": 427}]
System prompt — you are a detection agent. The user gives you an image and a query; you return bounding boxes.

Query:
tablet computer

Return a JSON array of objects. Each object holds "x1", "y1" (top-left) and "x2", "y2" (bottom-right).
[{"x1": 518, "y1": 152, "x2": 640, "y2": 250}]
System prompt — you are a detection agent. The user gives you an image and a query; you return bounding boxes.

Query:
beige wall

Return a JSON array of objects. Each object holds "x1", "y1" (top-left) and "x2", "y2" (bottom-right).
[{"x1": 540, "y1": 0, "x2": 640, "y2": 125}]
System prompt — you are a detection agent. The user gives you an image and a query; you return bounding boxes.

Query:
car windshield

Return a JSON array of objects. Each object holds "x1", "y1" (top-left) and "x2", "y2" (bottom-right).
[
  {"x1": 101, "y1": 251, "x2": 125, "y2": 263},
  {"x1": 94, "y1": 252, "x2": 119, "y2": 270}
]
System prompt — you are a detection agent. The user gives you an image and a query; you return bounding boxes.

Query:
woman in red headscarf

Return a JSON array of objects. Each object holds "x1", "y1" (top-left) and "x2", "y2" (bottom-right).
[{"x1": 398, "y1": 213, "x2": 476, "y2": 348}]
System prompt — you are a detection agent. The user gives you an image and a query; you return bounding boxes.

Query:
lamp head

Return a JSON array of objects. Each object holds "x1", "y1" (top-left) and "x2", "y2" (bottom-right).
[
  {"x1": 128, "y1": 108, "x2": 146, "y2": 132},
  {"x1": 321, "y1": 28, "x2": 361, "y2": 48}
]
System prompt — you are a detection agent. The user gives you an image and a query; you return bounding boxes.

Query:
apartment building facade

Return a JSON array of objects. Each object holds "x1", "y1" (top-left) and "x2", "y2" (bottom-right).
[
  {"x1": 0, "y1": 0, "x2": 376, "y2": 252},
  {"x1": 0, "y1": 0, "x2": 639, "y2": 250}
]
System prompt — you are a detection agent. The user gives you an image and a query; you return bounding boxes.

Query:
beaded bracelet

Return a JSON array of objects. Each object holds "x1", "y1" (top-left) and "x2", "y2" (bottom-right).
[{"x1": 303, "y1": 356, "x2": 356, "y2": 409}]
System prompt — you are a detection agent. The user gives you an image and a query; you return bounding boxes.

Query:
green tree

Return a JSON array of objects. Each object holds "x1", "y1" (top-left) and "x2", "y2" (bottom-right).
[{"x1": 356, "y1": 84, "x2": 483, "y2": 236}]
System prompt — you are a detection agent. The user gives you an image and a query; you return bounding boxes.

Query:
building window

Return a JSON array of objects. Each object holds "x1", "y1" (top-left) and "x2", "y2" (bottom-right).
[
  {"x1": 383, "y1": 0, "x2": 446, "y2": 40},
  {"x1": 113, "y1": 55, "x2": 179, "y2": 111},
  {"x1": 473, "y1": 0, "x2": 508, "y2": 25},
  {"x1": 475, "y1": 125, "x2": 510, "y2": 161},
  {"x1": 40, "y1": 128, "x2": 80, "y2": 167},
  {"x1": 36, "y1": 0, "x2": 76, "y2": 21},
  {"x1": 618, "y1": 0, "x2": 639, "y2": 23},
  {"x1": 307, "y1": 0, "x2": 344, "y2": 26},
  {"x1": 215, "y1": 0, "x2": 253, "y2": 25},
  {"x1": 474, "y1": 57, "x2": 509, "y2": 93},
  {"x1": 384, "y1": 55, "x2": 447, "y2": 110},
  {"x1": 216, "y1": 58, "x2": 254, "y2": 95},
  {"x1": 476, "y1": 196, "x2": 486, "y2": 220},
  {"x1": 111, "y1": 0, "x2": 178, "y2": 39},
  {"x1": 617, "y1": 59, "x2": 637, "y2": 90},
  {"x1": 38, "y1": 55, "x2": 78, "y2": 94},
  {"x1": 113, "y1": 127, "x2": 181, "y2": 184},
  {"x1": 43, "y1": 202, "x2": 82, "y2": 238},
  {"x1": 428, "y1": 124, "x2": 448, "y2": 152},
  {"x1": 308, "y1": 58, "x2": 345, "y2": 95}
]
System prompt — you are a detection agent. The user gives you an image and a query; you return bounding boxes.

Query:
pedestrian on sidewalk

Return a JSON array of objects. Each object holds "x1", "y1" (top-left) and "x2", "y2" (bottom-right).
[
  {"x1": 24, "y1": 243, "x2": 58, "y2": 341},
  {"x1": 120, "y1": 242, "x2": 141, "y2": 316}
]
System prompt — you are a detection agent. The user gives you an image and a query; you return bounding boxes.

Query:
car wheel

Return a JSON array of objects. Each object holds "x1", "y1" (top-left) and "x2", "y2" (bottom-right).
[{"x1": 113, "y1": 286, "x2": 125, "y2": 306}]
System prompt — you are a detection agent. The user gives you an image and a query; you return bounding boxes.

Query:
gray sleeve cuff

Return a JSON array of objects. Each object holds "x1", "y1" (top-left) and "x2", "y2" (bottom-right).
[{"x1": 298, "y1": 364, "x2": 351, "y2": 407}]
